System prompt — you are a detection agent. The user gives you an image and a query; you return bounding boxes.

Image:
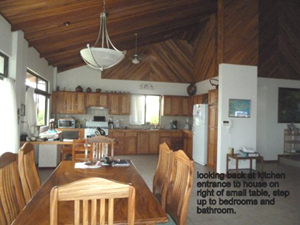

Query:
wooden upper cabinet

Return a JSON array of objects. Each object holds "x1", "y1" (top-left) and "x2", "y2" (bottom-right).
[
  {"x1": 171, "y1": 97, "x2": 182, "y2": 116},
  {"x1": 181, "y1": 97, "x2": 193, "y2": 116},
  {"x1": 86, "y1": 93, "x2": 109, "y2": 108},
  {"x1": 161, "y1": 95, "x2": 192, "y2": 116},
  {"x1": 76, "y1": 92, "x2": 86, "y2": 114},
  {"x1": 109, "y1": 94, "x2": 131, "y2": 115},
  {"x1": 120, "y1": 94, "x2": 131, "y2": 115},
  {"x1": 193, "y1": 93, "x2": 208, "y2": 105},
  {"x1": 52, "y1": 92, "x2": 65, "y2": 114},
  {"x1": 161, "y1": 96, "x2": 172, "y2": 116},
  {"x1": 52, "y1": 91, "x2": 86, "y2": 114}
]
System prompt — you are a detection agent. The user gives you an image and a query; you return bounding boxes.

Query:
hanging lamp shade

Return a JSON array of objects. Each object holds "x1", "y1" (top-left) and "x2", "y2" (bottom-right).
[{"x1": 80, "y1": 2, "x2": 126, "y2": 71}]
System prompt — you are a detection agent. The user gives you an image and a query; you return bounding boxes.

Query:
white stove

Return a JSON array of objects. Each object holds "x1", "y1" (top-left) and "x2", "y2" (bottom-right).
[{"x1": 84, "y1": 121, "x2": 109, "y2": 138}]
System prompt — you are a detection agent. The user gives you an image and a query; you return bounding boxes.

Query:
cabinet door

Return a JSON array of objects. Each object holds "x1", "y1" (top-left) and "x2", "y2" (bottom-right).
[
  {"x1": 75, "y1": 92, "x2": 86, "y2": 114},
  {"x1": 149, "y1": 132, "x2": 160, "y2": 154},
  {"x1": 120, "y1": 94, "x2": 131, "y2": 115},
  {"x1": 109, "y1": 94, "x2": 120, "y2": 115},
  {"x1": 162, "y1": 96, "x2": 172, "y2": 116},
  {"x1": 110, "y1": 131, "x2": 125, "y2": 155},
  {"x1": 125, "y1": 132, "x2": 137, "y2": 154},
  {"x1": 86, "y1": 93, "x2": 99, "y2": 107},
  {"x1": 171, "y1": 97, "x2": 181, "y2": 116},
  {"x1": 125, "y1": 137, "x2": 137, "y2": 154},
  {"x1": 64, "y1": 92, "x2": 76, "y2": 113},
  {"x1": 99, "y1": 94, "x2": 108, "y2": 107},
  {"x1": 52, "y1": 92, "x2": 65, "y2": 113},
  {"x1": 137, "y1": 133, "x2": 149, "y2": 154},
  {"x1": 181, "y1": 97, "x2": 192, "y2": 116}
]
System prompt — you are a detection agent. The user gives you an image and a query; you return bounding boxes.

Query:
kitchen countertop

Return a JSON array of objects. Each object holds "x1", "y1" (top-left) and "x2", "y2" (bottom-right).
[{"x1": 20, "y1": 140, "x2": 73, "y2": 145}]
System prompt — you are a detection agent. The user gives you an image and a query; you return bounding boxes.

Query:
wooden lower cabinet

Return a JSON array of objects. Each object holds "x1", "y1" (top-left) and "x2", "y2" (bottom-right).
[
  {"x1": 125, "y1": 131, "x2": 137, "y2": 154},
  {"x1": 110, "y1": 130, "x2": 184, "y2": 155},
  {"x1": 137, "y1": 132, "x2": 160, "y2": 154},
  {"x1": 183, "y1": 130, "x2": 193, "y2": 159},
  {"x1": 109, "y1": 131, "x2": 125, "y2": 155}
]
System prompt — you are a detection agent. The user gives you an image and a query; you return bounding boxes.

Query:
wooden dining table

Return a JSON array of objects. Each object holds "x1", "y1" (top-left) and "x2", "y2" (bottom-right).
[{"x1": 12, "y1": 161, "x2": 168, "y2": 225}]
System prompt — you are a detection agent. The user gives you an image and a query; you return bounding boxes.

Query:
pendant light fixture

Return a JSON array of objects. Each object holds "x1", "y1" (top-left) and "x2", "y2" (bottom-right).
[
  {"x1": 80, "y1": 0, "x2": 126, "y2": 71},
  {"x1": 132, "y1": 33, "x2": 140, "y2": 64}
]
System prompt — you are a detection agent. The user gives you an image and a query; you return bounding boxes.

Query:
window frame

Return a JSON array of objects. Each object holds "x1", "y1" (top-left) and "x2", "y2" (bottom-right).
[
  {"x1": 0, "y1": 51, "x2": 9, "y2": 79},
  {"x1": 130, "y1": 94, "x2": 161, "y2": 125},
  {"x1": 26, "y1": 69, "x2": 49, "y2": 126}
]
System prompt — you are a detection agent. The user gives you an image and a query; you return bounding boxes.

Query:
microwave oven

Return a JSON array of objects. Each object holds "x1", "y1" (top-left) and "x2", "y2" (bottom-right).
[{"x1": 58, "y1": 118, "x2": 76, "y2": 128}]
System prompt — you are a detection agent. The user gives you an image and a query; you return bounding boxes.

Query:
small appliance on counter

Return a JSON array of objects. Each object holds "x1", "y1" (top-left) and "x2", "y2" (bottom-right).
[
  {"x1": 58, "y1": 118, "x2": 75, "y2": 128},
  {"x1": 184, "y1": 118, "x2": 190, "y2": 130},
  {"x1": 170, "y1": 120, "x2": 177, "y2": 130},
  {"x1": 114, "y1": 120, "x2": 120, "y2": 129}
]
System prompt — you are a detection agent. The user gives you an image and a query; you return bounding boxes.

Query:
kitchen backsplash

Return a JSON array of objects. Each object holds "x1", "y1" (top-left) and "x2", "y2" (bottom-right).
[{"x1": 52, "y1": 108, "x2": 192, "y2": 130}]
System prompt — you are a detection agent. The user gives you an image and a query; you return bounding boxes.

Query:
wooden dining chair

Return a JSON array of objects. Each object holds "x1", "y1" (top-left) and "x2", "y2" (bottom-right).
[
  {"x1": 163, "y1": 150, "x2": 194, "y2": 225},
  {"x1": 72, "y1": 139, "x2": 91, "y2": 162},
  {"x1": 153, "y1": 142, "x2": 173, "y2": 207},
  {"x1": 0, "y1": 152, "x2": 25, "y2": 225},
  {"x1": 50, "y1": 177, "x2": 135, "y2": 225},
  {"x1": 86, "y1": 136, "x2": 115, "y2": 161},
  {"x1": 19, "y1": 142, "x2": 41, "y2": 203}
]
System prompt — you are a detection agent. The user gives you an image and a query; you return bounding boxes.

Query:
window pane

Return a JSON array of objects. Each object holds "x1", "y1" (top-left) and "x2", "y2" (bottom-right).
[
  {"x1": 35, "y1": 94, "x2": 46, "y2": 126},
  {"x1": 26, "y1": 71, "x2": 37, "y2": 88},
  {"x1": 0, "y1": 57, "x2": 4, "y2": 74},
  {"x1": 130, "y1": 95, "x2": 145, "y2": 125},
  {"x1": 37, "y1": 78, "x2": 47, "y2": 91},
  {"x1": 146, "y1": 96, "x2": 160, "y2": 125}
]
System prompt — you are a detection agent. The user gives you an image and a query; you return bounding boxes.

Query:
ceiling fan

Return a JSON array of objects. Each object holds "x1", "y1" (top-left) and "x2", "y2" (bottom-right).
[{"x1": 131, "y1": 33, "x2": 141, "y2": 64}]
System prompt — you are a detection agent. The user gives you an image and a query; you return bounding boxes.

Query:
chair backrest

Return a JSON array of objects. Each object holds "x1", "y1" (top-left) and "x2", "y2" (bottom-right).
[
  {"x1": 165, "y1": 150, "x2": 194, "y2": 225},
  {"x1": 0, "y1": 152, "x2": 25, "y2": 225},
  {"x1": 86, "y1": 136, "x2": 115, "y2": 161},
  {"x1": 19, "y1": 142, "x2": 41, "y2": 203},
  {"x1": 72, "y1": 139, "x2": 91, "y2": 162},
  {"x1": 153, "y1": 142, "x2": 173, "y2": 208},
  {"x1": 50, "y1": 177, "x2": 135, "y2": 225}
]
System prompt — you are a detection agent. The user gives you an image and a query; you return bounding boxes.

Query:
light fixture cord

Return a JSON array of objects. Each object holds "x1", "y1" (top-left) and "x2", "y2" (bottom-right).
[{"x1": 135, "y1": 33, "x2": 138, "y2": 54}]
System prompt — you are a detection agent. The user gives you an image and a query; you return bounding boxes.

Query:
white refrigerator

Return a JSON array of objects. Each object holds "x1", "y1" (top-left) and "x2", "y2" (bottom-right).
[{"x1": 192, "y1": 104, "x2": 208, "y2": 165}]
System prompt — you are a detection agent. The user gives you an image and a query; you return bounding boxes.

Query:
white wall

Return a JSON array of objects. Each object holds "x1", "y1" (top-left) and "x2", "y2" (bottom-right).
[
  {"x1": 0, "y1": 15, "x2": 56, "y2": 147},
  {"x1": 195, "y1": 76, "x2": 219, "y2": 95},
  {"x1": 217, "y1": 64, "x2": 258, "y2": 173},
  {"x1": 257, "y1": 77, "x2": 300, "y2": 160},
  {"x1": 57, "y1": 66, "x2": 192, "y2": 96}
]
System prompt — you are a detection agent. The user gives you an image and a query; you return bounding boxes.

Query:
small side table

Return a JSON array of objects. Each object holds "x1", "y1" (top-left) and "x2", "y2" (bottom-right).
[{"x1": 226, "y1": 154, "x2": 264, "y2": 174}]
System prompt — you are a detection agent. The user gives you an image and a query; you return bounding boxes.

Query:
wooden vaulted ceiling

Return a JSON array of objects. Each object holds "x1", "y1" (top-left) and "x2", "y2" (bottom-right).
[{"x1": 0, "y1": 0, "x2": 217, "y2": 73}]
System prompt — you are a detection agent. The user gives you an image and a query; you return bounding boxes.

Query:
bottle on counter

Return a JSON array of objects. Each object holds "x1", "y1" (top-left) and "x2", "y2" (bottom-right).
[{"x1": 108, "y1": 118, "x2": 114, "y2": 129}]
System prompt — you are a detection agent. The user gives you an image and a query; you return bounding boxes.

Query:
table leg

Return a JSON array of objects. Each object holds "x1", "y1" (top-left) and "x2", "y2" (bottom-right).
[{"x1": 250, "y1": 159, "x2": 253, "y2": 172}]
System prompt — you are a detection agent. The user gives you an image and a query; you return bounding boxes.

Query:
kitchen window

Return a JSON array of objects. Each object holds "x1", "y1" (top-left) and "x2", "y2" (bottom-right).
[
  {"x1": 130, "y1": 95, "x2": 161, "y2": 125},
  {"x1": 25, "y1": 69, "x2": 48, "y2": 126}
]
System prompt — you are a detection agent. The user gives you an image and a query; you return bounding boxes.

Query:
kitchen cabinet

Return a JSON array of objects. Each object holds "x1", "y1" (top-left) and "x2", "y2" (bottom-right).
[
  {"x1": 52, "y1": 91, "x2": 65, "y2": 114},
  {"x1": 171, "y1": 131, "x2": 183, "y2": 151},
  {"x1": 109, "y1": 131, "x2": 125, "y2": 155},
  {"x1": 183, "y1": 130, "x2": 193, "y2": 158},
  {"x1": 137, "y1": 132, "x2": 160, "y2": 154},
  {"x1": 207, "y1": 89, "x2": 218, "y2": 170},
  {"x1": 125, "y1": 131, "x2": 137, "y2": 154},
  {"x1": 159, "y1": 130, "x2": 183, "y2": 151},
  {"x1": 181, "y1": 97, "x2": 193, "y2": 116},
  {"x1": 161, "y1": 95, "x2": 193, "y2": 116},
  {"x1": 159, "y1": 131, "x2": 172, "y2": 147},
  {"x1": 52, "y1": 91, "x2": 86, "y2": 114},
  {"x1": 192, "y1": 93, "x2": 208, "y2": 105},
  {"x1": 86, "y1": 93, "x2": 108, "y2": 108},
  {"x1": 108, "y1": 94, "x2": 131, "y2": 115}
]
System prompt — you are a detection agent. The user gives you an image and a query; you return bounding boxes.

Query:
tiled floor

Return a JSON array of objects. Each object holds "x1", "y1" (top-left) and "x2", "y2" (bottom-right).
[{"x1": 38, "y1": 156, "x2": 300, "y2": 225}]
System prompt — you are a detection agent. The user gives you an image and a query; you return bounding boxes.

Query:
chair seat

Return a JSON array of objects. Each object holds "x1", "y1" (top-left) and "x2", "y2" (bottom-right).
[{"x1": 157, "y1": 214, "x2": 176, "y2": 225}]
